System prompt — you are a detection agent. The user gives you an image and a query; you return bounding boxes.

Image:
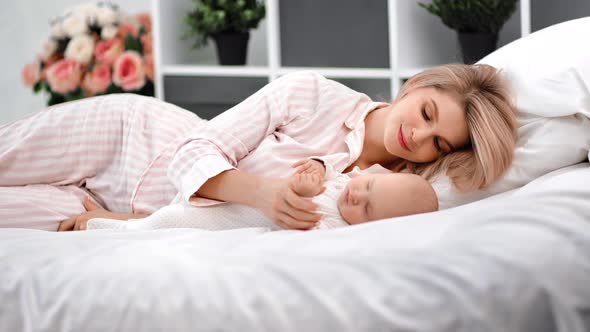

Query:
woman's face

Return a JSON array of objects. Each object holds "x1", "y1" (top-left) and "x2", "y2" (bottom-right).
[{"x1": 384, "y1": 86, "x2": 470, "y2": 163}]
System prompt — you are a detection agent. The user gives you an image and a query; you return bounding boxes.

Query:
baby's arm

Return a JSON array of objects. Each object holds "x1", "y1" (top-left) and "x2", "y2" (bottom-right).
[
  {"x1": 88, "y1": 202, "x2": 277, "y2": 231},
  {"x1": 87, "y1": 204, "x2": 190, "y2": 230},
  {"x1": 289, "y1": 173, "x2": 326, "y2": 198},
  {"x1": 290, "y1": 158, "x2": 328, "y2": 198}
]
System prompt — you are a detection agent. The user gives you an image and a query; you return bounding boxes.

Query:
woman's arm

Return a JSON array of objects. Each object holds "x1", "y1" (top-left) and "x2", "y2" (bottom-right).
[
  {"x1": 168, "y1": 72, "x2": 326, "y2": 229},
  {"x1": 168, "y1": 71, "x2": 323, "y2": 203},
  {"x1": 196, "y1": 169, "x2": 321, "y2": 230}
]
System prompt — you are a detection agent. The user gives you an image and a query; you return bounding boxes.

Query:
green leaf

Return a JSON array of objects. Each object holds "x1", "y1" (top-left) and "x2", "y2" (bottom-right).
[
  {"x1": 124, "y1": 34, "x2": 143, "y2": 55},
  {"x1": 47, "y1": 92, "x2": 65, "y2": 106},
  {"x1": 137, "y1": 80, "x2": 155, "y2": 96},
  {"x1": 33, "y1": 81, "x2": 43, "y2": 94},
  {"x1": 105, "y1": 83, "x2": 123, "y2": 94},
  {"x1": 417, "y1": 0, "x2": 517, "y2": 32},
  {"x1": 64, "y1": 89, "x2": 85, "y2": 102},
  {"x1": 41, "y1": 81, "x2": 50, "y2": 92}
]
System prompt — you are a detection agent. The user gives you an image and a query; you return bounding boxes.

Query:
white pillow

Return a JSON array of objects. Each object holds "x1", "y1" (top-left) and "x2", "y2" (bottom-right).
[{"x1": 434, "y1": 17, "x2": 590, "y2": 209}]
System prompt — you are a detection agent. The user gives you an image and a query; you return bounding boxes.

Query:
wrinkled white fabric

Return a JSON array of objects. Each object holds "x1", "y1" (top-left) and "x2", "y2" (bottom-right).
[{"x1": 2, "y1": 163, "x2": 590, "y2": 332}]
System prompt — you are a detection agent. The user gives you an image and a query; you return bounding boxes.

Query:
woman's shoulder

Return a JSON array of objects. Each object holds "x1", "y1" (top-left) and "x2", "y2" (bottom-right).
[
  {"x1": 280, "y1": 70, "x2": 326, "y2": 81},
  {"x1": 280, "y1": 71, "x2": 367, "y2": 97}
]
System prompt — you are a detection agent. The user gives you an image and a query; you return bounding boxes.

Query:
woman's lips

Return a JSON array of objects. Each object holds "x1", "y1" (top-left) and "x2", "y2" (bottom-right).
[{"x1": 398, "y1": 125, "x2": 411, "y2": 151}]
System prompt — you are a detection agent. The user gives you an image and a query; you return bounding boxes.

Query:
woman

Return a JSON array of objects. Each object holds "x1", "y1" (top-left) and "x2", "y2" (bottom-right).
[{"x1": 0, "y1": 64, "x2": 516, "y2": 231}]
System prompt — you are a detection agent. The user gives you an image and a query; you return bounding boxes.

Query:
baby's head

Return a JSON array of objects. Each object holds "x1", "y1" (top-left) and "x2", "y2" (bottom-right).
[{"x1": 337, "y1": 173, "x2": 438, "y2": 225}]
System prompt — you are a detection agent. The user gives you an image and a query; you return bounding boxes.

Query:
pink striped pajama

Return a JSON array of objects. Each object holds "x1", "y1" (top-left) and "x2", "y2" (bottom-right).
[
  {"x1": 0, "y1": 71, "x2": 388, "y2": 231},
  {"x1": 0, "y1": 94, "x2": 205, "y2": 231},
  {"x1": 164, "y1": 71, "x2": 388, "y2": 207}
]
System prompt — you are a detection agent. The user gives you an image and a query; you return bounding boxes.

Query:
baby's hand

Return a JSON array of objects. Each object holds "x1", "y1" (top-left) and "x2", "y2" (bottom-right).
[
  {"x1": 291, "y1": 159, "x2": 326, "y2": 181},
  {"x1": 289, "y1": 173, "x2": 326, "y2": 198}
]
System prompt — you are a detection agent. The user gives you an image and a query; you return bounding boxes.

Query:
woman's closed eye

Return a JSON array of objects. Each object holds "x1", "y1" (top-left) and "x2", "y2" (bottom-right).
[
  {"x1": 434, "y1": 137, "x2": 443, "y2": 152},
  {"x1": 422, "y1": 107, "x2": 443, "y2": 153},
  {"x1": 421, "y1": 107, "x2": 430, "y2": 121}
]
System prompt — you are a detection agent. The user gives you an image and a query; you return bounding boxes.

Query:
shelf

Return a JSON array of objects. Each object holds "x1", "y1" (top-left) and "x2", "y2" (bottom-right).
[
  {"x1": 278, "y1": 67, "x2": 393, "y2": 79},
  {"x1": 161, "y1": 65, "x2": 271, "y2": 77},
  {"x1": 161, "y1": 65, "x2": 394, "y2": 80},
  {"x1": 154, "y1": 0, "x2": 532, "y2": 109}
]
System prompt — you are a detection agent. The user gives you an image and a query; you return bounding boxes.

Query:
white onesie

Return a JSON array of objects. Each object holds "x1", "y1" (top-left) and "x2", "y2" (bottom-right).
[{"x1": 87, "y1": 173, "x2": 351, "y2": 231}]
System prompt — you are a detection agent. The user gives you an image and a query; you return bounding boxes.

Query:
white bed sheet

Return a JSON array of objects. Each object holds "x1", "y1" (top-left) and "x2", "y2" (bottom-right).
[{"x1": 1, "y1": 164, "x2": 589, "y2": 332}]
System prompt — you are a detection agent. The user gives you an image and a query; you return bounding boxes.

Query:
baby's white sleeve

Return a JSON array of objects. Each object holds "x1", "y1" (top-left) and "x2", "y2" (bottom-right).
[
  {"x1": 87, "y1": 203, "x2": 279, "y2": 231},
  {"x1": 310, "y1": 173, "x2": 351, "y2": 230}
]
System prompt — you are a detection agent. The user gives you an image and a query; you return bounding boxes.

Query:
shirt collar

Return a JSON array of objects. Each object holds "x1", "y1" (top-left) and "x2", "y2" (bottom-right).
[{"x1": 344, "y1": 100, "x2": 390, "y2": 130}]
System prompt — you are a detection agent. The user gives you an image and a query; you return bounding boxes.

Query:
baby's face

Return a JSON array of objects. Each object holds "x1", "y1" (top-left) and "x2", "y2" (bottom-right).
[{"x1": 336, "y1": 173, "x2": 438, "y2": 225}]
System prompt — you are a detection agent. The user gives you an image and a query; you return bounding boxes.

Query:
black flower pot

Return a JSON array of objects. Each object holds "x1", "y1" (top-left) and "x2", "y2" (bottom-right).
[
  {"x1": 457, "y1": 32, "x2": 499, "y2": 64},
  {"x1": 211, "y1": 32, "x2": 250, "y2": 65}
]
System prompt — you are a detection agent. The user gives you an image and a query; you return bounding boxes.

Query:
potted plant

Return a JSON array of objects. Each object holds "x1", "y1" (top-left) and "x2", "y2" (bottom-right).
[
  {"x1": 183, "y1": 0, "x2": 266, "y2": 65},
  {"x1": 419, "y1": 0, "x2": 518, "y2": 64}
]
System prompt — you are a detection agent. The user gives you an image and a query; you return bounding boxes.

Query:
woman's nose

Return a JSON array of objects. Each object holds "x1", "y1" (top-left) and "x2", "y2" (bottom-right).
[{"x1": 411, "y1": 127, "x2": 434, "y2": 146}]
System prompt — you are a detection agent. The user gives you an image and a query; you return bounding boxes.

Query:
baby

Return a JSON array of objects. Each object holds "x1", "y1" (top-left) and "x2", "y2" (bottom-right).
[{"x1": 87, "y1": 160, "x2": 438, "y2": 231}]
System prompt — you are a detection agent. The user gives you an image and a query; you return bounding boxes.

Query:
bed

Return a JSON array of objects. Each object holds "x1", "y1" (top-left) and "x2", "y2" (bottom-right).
[
  {"x1": 0, "y1": 163, "x2": 589, "y2": 331},
  {"x1": 2, "y1": 18, "x2": 590, "y2": 332}
]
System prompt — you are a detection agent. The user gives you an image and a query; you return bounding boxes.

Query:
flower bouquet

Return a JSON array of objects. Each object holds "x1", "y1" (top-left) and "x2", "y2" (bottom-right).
[{"x1": 21, "y1": 2, "x2": 154, "y2": 106}]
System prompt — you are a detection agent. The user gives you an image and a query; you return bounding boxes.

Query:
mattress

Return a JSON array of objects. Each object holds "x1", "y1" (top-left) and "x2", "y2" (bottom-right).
[{"x1": 1, "y1": 163, "x2": 589, "y2": 332}]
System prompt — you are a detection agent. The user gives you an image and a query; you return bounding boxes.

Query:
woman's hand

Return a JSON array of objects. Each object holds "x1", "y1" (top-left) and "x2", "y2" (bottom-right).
[
  {"x1": 255, "y1": 177, "x2": 322, "y2": 230},
  {"x1": 292, "y1": 159, "x2": 326, "y2": 181},
  {"x1": 57, "y1": 196, "x2": 147, "y2": 231}
]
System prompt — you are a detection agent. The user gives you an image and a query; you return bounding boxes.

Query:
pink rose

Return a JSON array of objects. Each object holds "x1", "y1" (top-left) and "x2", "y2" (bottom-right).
[
  {"x1": 40, "y1": 54, "x2": 63, "y2": 81},
  {"x1": 21, "y1": 63, "x2": 41, "y2": 87},
  {"x1": 143, "y1": 53, "x2": 154, "y2": 81},
  {"x1": 43, "y1": 54, "x2": 62, "y2": 68},
  {"x1": 136, "y1": 13, "x2": 152, "y2": 33},
  {"x1": 118, "y1": 24, "x2": 138, "y2": 38},
  {"x1": 113, "y1": 51, "x2": 146, "y2": 91},
  {"x1": 82, "y1": 63, "x2": 112, "y2": 95},
  {"x1": 46, "y1": 59, "x2": 82, "y2": 94},
  {"x1": 94, "y1": 38, "x2": 123, "y2": 65},
  {"x1": 140, "y1": 32, "x2": 152, "y2": 54}
]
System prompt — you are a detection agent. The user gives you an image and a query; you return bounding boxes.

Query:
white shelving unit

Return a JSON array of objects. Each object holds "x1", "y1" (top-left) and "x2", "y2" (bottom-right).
[{"x1": 152, "y1": 0, "x2": 531, "y2": 102}]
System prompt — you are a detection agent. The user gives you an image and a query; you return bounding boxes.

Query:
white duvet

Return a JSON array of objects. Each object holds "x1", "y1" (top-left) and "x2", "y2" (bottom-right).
[{"x1": 1, "y1": 163, "x2": 589, "y2": 332}]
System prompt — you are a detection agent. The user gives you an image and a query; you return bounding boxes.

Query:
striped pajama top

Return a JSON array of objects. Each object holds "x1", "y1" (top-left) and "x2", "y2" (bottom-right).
[{"x1": 132, "y1": 71, "x2": 390, "y2": 212}]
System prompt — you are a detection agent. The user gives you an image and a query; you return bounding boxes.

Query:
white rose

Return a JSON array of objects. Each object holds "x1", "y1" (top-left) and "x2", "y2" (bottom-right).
[
  {"x1": 77, "y1": 3, "x2": 100, "y2": 26},
  {"x1": 65, "y1": 35, "x2": 95, "y2": 65},
  {"x1": 39, "y1": 39, "x2": 58, "y2": 60},
  {"x1": 62, "y1": 13, "x2": 88, "y2": 37},
  {"x1": 96, "y1": 7, "x2": 117, "y2": 27},
  {"x1": 51, "y1": 22, "x2": 66, "y2": 39},
  {"x1": 101, "y1": 25, "x2": 118, "y2": 40}
]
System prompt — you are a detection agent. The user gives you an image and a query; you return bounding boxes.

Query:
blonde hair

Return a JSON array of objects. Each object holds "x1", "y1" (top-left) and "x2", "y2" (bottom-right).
[{"x1": 393, "y1": 64, "x2": 517, "y2": 192}]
